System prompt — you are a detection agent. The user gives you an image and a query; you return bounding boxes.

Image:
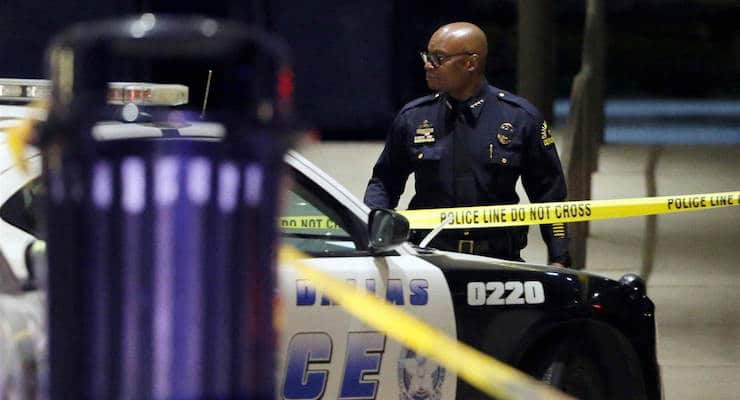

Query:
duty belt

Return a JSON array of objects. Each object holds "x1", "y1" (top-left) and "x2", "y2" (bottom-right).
[
  {"x1": 458, "y1": 240, "x2": 474, "y2": 254},
  {"x1": 456, "y1": 239, "x2": 490, "y2": 254}
]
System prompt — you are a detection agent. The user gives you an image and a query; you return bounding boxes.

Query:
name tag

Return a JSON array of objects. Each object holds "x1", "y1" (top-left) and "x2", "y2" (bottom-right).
[{"x1": 414, "y1": 135, "x2": 436, "y2": 144}]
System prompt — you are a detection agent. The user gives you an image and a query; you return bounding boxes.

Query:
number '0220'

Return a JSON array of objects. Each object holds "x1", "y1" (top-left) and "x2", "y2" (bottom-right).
[{"x1": 466, "y1": 281, "x2": 546, "y2": 306}]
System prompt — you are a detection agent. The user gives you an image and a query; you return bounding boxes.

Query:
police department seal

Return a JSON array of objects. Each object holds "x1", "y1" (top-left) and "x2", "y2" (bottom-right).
[{"x1": 398, "y1": 348, "x2": 445, "y2": 400}]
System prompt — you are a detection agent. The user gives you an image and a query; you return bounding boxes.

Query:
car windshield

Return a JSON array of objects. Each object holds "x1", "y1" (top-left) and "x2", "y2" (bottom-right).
[{"x1": 280, "y1": 171, "x2": 363, "y2": 256}]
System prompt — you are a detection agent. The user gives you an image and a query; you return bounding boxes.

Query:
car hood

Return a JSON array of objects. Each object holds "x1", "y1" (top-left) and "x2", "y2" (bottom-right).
[{"x1": 415, "y1": 249, "x2": 628, "y2": 306}]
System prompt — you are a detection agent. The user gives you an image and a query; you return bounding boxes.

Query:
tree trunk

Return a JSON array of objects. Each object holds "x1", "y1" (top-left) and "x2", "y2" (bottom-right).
[
  {"x1": 565, "y1": 0, "x2": 606, "y2": 269},
  {"x1": 517, "y1": 0, "x2": 555, "y2": 123}
]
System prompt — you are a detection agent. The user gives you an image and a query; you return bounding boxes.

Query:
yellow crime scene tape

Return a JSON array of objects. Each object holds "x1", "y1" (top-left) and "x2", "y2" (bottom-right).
[
  {"x1": 3, "y1": 100, "x2": 46, "y2": 173},
  {"x1": 279, "y1": 245, "x2": 573, "y2": 400},
  {"x1": 401, "y1": 191, "x2": 740, "y2": 229},
  {"x1": 281, "y1": 191, "x2": 739, "y2": 230},
  {"x1": 280, "y1": 215, "x2": 340, "y2": 230}
]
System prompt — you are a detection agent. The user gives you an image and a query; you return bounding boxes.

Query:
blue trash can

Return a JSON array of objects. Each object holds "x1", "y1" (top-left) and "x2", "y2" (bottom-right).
[{"x1": 39, "y1": 15, "x2": 296, "y2": 399}]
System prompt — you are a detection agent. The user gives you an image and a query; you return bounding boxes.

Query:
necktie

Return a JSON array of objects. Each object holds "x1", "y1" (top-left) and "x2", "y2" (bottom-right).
[{"x1": 451, "y1": 102, "x2": 476, "y2": 206}]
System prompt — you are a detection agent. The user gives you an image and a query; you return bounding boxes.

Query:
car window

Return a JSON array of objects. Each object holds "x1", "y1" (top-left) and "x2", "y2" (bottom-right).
[
  {"x1": 280, "y1": 171, "x2": 368, "y2": 257},
  {"x1": 0, "y1": 178, "x2": 39, "y2": 293},
  {"x1": 0, "y1": 177, "x2": 42, "y2": 239}
]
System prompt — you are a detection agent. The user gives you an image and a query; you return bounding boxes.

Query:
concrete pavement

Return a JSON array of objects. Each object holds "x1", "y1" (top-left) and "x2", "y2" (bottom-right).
[
  {"x1": 298, "y1": 139, "x2": 740, "y2": 399},
  {"x1": 589, "y1": 144, "x2": 740, "y2": 400}
]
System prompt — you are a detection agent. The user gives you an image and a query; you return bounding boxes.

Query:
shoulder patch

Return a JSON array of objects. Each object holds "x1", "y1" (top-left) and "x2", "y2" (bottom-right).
[
  {"x1": 399, "y1": 93, "x2": 441, "y2": 114},
  {"x1": 540, "y1": 120, "x2": 555, "y2": 147}
]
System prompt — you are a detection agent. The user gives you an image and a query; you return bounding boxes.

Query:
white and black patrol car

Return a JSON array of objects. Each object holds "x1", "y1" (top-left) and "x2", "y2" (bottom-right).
[{"x1": 0, "y1": 79, "x2": 660, "y2": 400}]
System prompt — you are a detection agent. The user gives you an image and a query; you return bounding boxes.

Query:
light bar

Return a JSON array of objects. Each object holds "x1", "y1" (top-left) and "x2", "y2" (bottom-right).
[
  {"x1": 107, "y1": 83, "x2": 188, "y2": 106},
  {"x1": 0, "y1": 78, "x2": 188, "y2": 106},
  {"x1": 0, "y1": 79, "x2": 51, "y2": 102}
]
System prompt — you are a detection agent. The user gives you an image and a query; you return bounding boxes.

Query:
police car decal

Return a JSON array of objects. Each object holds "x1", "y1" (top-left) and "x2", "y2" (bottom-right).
[
  {"x1": 277, "y1": 256, "x2": 457, "y2": 399},
  {"x1": 398, "y1": 348, "x2": 446, "y2": 400}
]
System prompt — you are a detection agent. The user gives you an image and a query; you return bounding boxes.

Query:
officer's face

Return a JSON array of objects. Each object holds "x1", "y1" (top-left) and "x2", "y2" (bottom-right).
[{"x1": 424, "y1": 33, "x2": 472, "y2": 94}]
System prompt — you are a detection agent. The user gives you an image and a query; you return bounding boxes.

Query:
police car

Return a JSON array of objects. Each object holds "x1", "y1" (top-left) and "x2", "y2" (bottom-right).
[{"x1": 0, "y1": 79, "x2": 661, "y2": 400}]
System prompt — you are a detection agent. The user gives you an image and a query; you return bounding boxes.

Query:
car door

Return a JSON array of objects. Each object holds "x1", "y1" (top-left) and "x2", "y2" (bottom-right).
[
  {"x1": 276, "y1": 155, "x2": 458, "y2": 400},
  {"x1": 0, "y1": 145, "x2": 45, "y2": 399}
]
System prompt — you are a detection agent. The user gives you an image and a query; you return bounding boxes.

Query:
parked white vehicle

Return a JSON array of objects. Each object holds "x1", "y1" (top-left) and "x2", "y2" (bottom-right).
[{"x1": 0, "y1": 79, "x2": 660, "y2": 400}]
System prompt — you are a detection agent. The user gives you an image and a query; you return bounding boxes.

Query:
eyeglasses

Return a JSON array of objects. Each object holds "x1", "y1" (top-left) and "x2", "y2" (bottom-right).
[{"x1": 419, "y1": 51, "x2": 477, "y2": 68}]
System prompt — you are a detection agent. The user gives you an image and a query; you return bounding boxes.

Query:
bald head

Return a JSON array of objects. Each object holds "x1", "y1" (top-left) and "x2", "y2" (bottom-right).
[
  {"x1": 429, "y1": 22, "x2": 488, "y2": 73},
  {"x1": 424, "y1": 22, "x2": 488, "y2": 99}
]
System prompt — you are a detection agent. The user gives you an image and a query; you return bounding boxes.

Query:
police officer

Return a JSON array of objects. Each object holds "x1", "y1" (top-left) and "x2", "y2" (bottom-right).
[{"x1": 364, "y1": 22, "x2": 570, "y2": 267}]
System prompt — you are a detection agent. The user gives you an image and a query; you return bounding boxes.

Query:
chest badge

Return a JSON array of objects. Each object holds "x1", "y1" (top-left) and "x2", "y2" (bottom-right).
[
  {"x1": 497, "y1": 122, "x2": 514, "y2": 145},
  {"x1": 414, "y1": 119, "x2": 436, "y2": 144}
]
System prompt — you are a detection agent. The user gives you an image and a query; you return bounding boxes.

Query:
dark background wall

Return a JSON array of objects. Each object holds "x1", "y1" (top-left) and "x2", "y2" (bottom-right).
[
  {"x1": 271, "y1": 1, "x2": 394, "y2": 133},
  {"x1": 1, "y1": 0, "x2": 739, "y2": 138}
]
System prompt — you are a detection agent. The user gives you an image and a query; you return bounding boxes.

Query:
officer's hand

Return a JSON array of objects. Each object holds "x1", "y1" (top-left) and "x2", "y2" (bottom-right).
[{"x1": 549, "y1": 262, "x2": 566, "y2": 268}]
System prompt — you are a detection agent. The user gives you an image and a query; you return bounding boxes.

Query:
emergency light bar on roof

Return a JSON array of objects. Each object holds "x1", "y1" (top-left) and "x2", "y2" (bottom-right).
[
  {"x1": 0, "y1": 78, "x2": 189, "y2": 106},
  {"x1": 107, "y1": 82, "x2": 188, "y2": 106},
  {"x1": 0, "y1": 79, "x2": 51, "y2": 101}
]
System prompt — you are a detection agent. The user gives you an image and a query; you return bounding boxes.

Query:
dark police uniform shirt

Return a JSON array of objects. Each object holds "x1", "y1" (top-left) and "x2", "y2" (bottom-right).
[{"x1": 364, "y1": 83, "x2": 570, "y2": 265}]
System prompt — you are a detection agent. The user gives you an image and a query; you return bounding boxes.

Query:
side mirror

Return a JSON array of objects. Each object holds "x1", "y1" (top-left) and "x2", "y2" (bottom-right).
[
  {"x1": 23, "y1": 240, "x2": 47, "y2": 291},
  {"x1": 368, "y1": 209, "x2": 410, "y2": 252}
]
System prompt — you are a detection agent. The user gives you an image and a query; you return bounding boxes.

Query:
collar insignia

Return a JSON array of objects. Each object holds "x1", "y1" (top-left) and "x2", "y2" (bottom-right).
[
  {"x1": 469, "y1": 99, "x2": 485, "y2": 109},
  {"x1": 414, "y1": 120, "x2": 436, "y2": 143}
]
